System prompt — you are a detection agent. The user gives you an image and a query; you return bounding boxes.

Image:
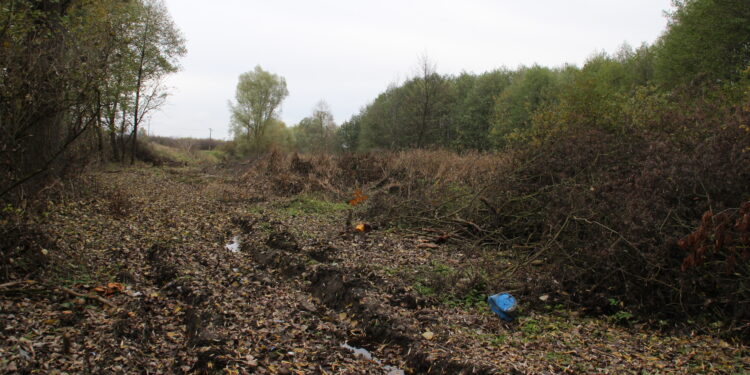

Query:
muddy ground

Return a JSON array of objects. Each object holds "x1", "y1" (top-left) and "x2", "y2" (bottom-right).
[{"x1": 1, "y1": 166, "x2": 748, "y2": 374}]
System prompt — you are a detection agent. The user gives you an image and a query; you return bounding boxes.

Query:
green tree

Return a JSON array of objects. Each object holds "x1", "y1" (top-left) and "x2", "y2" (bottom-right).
[
  {"x1": 356, "y1": 57, "x2": 453, "y2": 150},
  {"x1": 357, "y1": 83, "x2": 410, "y2": 150},
  {"x1": 655, "y1": 0, "x2": 750, "y2": 87},
  {"x1": 0, "y1": 0, "x2": 97, "y2": 198},
  {"x1": 557, "y1": 52, "x2": 630, "y2": 130},
  {"x1": 490, "y1": 65, "x2": 560, "y2": 147},
  {"x1": 0, "y1": 0, "x2": 183, "y2": 198},
  {"x1": 128, "y1": 0, "x2": 186, "y2": 164},
  {"x1": 229, "y1": 66, "x2": 289, "y2": 153},
  {"x1": 292, "y1": 101, "x2": 337, "y2": 153},
  {"x1": 405, "y1": 56, "x2": 452, "y2": 148},
  {"x1": 264, "y1": 119, "x2": 293, "y2": 151},
  {"x1": 453, "y1": 70, "x2": 512, "y2": 150},
  {"x1": 337, "y1": 112, "x2": 362, "y2": 152},
  {"x1": 616, "y1": 42, "x2": 657, "y2": 87},
  {"x1": 96, "y1": 0, "x2": 141, "y2": 162}
]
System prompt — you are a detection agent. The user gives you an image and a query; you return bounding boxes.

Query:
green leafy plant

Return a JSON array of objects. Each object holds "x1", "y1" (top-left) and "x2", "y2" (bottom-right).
[
  {"x1": 521, "y1": 319, "x2": 542, "y2": 335},
  {"x1": 413, "y1": 282, "x2": 435, "y2": 296}
]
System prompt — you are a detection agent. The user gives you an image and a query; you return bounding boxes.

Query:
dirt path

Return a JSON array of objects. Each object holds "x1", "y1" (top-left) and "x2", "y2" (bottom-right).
[{"x1": 1, "y1": 166, "x2": 748, "y2": 374}]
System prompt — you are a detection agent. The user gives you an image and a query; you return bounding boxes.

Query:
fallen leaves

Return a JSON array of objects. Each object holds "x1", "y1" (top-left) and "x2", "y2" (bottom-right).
[
  {"x1": 355, "y1": 223, "x2": 371, "y2": 232},
  {"x1": 3, "y1": 166, "x2": 748, "y2": 375},
  {"x1": 59, "y1": 286, "x2": 117, "y2": 309},
  {"x1": 91, "y1": 282, "x2": 125, "y2": 296},
  {"x1": 349, "y1": 189, "x2": 369, "y2": 206},
  {"x1": 166, "y1": 331, "x2": 181, "y2": 342}
]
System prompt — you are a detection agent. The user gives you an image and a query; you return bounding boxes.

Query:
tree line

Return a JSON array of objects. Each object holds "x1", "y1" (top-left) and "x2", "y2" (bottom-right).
[
  {"x1": 341, "y1": 0, "x2": 750, "y2": 152},
  {"x1": 228, "y1": 0, "x2": 749, "y2": 155},
  {"x1": 0, "y1": 0, "x2": 185, "y2": 201}
]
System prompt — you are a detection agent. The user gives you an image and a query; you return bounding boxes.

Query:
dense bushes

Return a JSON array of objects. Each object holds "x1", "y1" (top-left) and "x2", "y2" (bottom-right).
[
  {"x1": 242, "y1": 96, "x2": 750, "y2": 338},
  {"x1": 0, "y1": 0, "x2": 185, "y2": 203},
  {"x1": 512, "y1": 120, "x2": 750, "y2": 326}
]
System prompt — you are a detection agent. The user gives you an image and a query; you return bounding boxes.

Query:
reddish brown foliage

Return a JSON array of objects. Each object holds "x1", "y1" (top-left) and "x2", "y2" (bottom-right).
[{"x1": 681, "y1": 203, "x2": 750, "y2": 273}]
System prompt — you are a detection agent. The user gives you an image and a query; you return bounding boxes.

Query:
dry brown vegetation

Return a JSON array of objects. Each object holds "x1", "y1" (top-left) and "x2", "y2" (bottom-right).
[
  {"x1": 241, "y1": 106, "x2": 750, "y2": 339},
  {"x1": 4, "y1": 165, "x2": 749, "y2": 374}
]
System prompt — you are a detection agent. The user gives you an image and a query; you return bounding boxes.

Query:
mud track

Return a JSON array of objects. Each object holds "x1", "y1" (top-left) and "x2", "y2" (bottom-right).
[{"x1": 242, "y1": 220, "x2": 497, "y2": 374}]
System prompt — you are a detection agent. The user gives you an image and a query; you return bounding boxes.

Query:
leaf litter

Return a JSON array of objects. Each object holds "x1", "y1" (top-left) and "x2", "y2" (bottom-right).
[{"x1": 0, "y1": 165, "x2": 747, "y2": 374}]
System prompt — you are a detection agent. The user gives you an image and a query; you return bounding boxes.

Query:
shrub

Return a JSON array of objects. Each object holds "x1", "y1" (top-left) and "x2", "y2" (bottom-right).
[{"x1": 239, "y1": 98, "x2": 750, "y2": 339}]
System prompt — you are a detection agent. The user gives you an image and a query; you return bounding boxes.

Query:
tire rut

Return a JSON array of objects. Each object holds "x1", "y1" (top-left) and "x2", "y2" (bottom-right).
[{"x1": 241, "y1": 220, "x2": 499, "y2": 374}]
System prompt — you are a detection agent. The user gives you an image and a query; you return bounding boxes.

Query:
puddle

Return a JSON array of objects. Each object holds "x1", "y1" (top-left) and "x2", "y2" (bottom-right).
[
  {"x1": 225, "y1": 235, "x2": 241, "y2": 253},
  {"x1": 342, "y1": 342, "x2": 373, "y2": 360},
  {"x1": 341, "y1": 343, "x2": 404, "y2": 375}
]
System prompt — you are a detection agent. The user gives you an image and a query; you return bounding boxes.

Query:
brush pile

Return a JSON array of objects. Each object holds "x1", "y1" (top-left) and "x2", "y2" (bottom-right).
[{"x1": 242, "y1": 104, "x2": 750, "y2": 339}]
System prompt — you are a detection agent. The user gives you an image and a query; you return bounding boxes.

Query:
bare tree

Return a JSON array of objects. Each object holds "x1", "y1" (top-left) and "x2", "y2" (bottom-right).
[{"x1": 408, "y1": 54, "x2": 451, "y2": 148}]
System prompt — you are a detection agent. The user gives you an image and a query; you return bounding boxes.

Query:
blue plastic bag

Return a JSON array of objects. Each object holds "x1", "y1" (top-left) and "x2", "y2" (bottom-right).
[{"x1": 488, "y1": 293, "x2": 517, "y2": 322}]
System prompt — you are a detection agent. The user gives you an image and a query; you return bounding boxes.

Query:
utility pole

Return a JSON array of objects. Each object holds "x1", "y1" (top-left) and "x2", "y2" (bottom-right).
[{"x1": 208, "y1": 128, "x2": 213, "y2": 150}]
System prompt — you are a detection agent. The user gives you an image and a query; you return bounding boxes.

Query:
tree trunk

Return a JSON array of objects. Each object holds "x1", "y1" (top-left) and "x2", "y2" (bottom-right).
[
  {"x1": 107, "y1": 99, "x2": 120, "y2": 162},
  {"x1": 130, "y1": 83, "x2": 142, "y2": 165},
  {"x1": 95, "y1": 94, "x2": 105, "y2": 162},
  {"x1": 130, "y1": 28, "x2": 149, "y2": 165},
  {"x1": 109, "y1": 128, "x2": 119, "y2": 162},
  {"x1": 119, "y1": 106, "x2": 128, "y2": 164}
]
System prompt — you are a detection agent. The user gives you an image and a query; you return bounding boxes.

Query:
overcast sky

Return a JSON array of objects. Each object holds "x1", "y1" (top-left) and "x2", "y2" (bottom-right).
[{"x1": 150, "y1": 0, "x2": 675, "y2": 140}]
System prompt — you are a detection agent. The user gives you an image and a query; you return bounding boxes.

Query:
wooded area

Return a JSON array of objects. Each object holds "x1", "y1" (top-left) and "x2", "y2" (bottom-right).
[
  {"x1": 0, "y1": 0, "x2": 185, "y2": 201},
  {"x1": 222, "y1": 0, "x2": 750, "y2": 155}
]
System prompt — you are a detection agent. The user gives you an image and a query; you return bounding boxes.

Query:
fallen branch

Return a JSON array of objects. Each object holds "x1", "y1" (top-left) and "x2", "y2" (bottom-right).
[
  {"x1": 0, "y1": 280, "x2": 27, "y2": 289},
  {"x1": 60, "y1": 286, "x2": 118, "y2": 309},
  {"x1": 572, "y1": 216, "x2": 637, "y2": 251},
  {"x1": 451, "y1": 215, "x2": 483, "y2": 234},
  {"x1": 0, "y1": 288, "x2": 50, "y2": 296},
  {"x1": 502, "y1": 215, "x2": 571, "y2": 279}
]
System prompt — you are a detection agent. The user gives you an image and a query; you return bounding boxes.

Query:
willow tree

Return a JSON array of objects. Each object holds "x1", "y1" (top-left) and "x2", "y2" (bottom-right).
[{"x1": 229, "y1": 66, "x2": 289, "y2": 153}]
